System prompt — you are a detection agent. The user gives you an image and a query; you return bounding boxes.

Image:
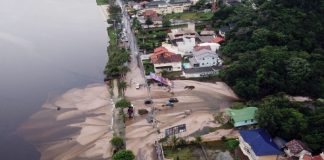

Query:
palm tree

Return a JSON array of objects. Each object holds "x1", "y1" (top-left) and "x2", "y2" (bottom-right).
[
  {"x1": 119, "y1": 66, "x2": 129, "y2": 79},
  {"x1": 169, "y1": 136, "x2": 179, "y2": 150},
  {"x1": 118, "y1": 80, "x2": 127, "y2": 97}
]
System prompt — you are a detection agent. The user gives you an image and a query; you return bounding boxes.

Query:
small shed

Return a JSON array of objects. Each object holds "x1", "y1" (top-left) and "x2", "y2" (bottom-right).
[{"x1": 226, "y1": 107, "x2": 258, "y2": 127}]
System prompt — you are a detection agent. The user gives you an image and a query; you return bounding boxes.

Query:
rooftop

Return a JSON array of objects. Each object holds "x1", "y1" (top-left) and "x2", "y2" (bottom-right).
[
  {"x1": 169, "y1": 0, "x2": 191, "y2": 4},
  {"x1": 146, "y1": 1, "x2": 167, "y2": 8},
  {"x1": 150, "y1": 47, "x2": 182, "y2": 64},
  {"x1": 183, "y1": 66, "x2": 215, "y2": 74},
  {"x1": 239, "y1": 129, "x2": 282, "y2": 156},
  {"x1": 211, "y1": 36, "x2": 225, "y2": 43},
  {"x1": 285, "y1": 140, "x2": 309, "y2": 155},
  {"x1": 226, "y1": 107, "x2": 258, "y2": 123}
]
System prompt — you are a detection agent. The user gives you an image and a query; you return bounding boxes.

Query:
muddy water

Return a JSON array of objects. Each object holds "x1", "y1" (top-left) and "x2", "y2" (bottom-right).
[{"x1": 0, "y1": 0, "x2": 108, "y2": 159}]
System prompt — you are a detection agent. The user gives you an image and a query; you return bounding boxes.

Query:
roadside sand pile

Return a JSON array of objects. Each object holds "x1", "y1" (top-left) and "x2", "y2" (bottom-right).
[{"x1": 18, "y1": 84, "x2": 114, "y2": 160}]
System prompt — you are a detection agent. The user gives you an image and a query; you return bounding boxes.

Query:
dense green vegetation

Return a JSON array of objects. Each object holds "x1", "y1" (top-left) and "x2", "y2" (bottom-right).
[
  {"x1": 213, "y1": 0, "x2": 324, "y2": 154},
  {"x1": 255, "y1": 95, "x2": 324, "y2": 154},
  {"x1": 96, "y1": 0, "x2": 108, "y2": 5},
  {"x1": 110, "y1": 136, "x2": 125, "y2": 151},
  {"x1": 214, "y1": 0, "x2": 324, "y2": 100},
  {"x1": 115, "y1": 98, "x2": 131, "y2": 109},
  {"x1": 104, "y1": 4, "x2": 130, "y2": 79},
  {"x1": 113, "y1": 150, "x2": 135, "y2": 160}
]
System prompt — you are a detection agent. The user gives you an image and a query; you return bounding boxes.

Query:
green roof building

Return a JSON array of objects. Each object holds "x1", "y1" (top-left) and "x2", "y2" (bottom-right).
[{"x1": 226, "y1": 107, "x2": 258, "y2": 127}]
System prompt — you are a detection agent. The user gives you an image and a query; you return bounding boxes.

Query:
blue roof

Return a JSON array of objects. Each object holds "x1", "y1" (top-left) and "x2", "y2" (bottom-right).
[{"x1": 239, "y1": 129, "x2": 282, "y2": 156}]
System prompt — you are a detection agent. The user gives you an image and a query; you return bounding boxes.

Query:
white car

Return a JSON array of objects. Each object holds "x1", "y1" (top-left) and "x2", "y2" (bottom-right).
[{"x1": 135, "y1": 83, "x2": 140, "y2": 89}]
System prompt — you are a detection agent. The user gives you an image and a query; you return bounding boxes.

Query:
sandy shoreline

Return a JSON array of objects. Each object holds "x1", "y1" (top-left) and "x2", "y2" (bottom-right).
[{"x1": 18, "y1": 84, "x2": 115, "y2": 160}]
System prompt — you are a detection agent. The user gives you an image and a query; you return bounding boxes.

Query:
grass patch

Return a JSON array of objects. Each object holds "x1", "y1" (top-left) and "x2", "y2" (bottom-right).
[
  {"x1": 96, "y1": 0, "x2": 108, "y2": 5},
  {"x1": 203, "y1": 140, "x2": 227, "y2": 151},
  {"x1": 165, "y1": 12, "x2": 214, "y2": 21},
  {"x1": 164, "y1": 147, "x2": 194, "y2": 160}
]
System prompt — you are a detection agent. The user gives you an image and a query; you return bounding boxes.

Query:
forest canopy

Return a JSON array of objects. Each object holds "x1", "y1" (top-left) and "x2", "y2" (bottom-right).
[{"x1": 214, "y1": 0, "x2": 324, "y2": 100}]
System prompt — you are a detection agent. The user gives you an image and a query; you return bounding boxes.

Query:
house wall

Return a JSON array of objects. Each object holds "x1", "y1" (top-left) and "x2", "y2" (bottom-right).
[
  {"x1": 239, "y1": 136, "x2": 278, "y2": 160},
  {"x1": 182, "y1": 70, "x2": 216, "y2": 78},
  {"x1": 258, "y1": 155, "x2": 278, "y2": 160},
  {"x1": 234, "y1": 119, "x2": 257, "y2": 127},
  {"x1": 154, "y1": 62, "x2": 182, "y2": 73},
  {"x1": 239, "y1": 136, "x2": 258, "y2": 160},
  {"x1": 196, "y1": 55, "x2": 219, "y2": 67}
]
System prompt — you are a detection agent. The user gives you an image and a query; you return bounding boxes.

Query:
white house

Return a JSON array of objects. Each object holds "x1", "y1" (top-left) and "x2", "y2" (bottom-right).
[{"x1": 189, "y1": 47, "x2": 222, "y2": 68}]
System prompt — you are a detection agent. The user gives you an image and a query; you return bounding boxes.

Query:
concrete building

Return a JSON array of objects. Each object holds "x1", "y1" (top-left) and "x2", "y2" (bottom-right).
[
  {"x1": 239, "y1": 129, "x2": 282, "y2": 160},
  {"x1": 150, "y1": 47, "x2": 182, "y2": 73},
  {"x1": 189, "y1": 46, "x2": 222, "y2": 68},
  {"x1": 143, "y1": 0, "x2": 191, "y2": 15},
  {"x1": 284, "y1": 140, "x2": 311, "y2": 159},
  {"x1": 167, "y1": 23, "x2": 199, "y2": 55}
]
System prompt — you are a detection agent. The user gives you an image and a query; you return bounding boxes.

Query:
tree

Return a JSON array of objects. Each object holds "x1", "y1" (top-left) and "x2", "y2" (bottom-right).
[
  {"x1": 285, "y1": 57, "x2": 311, "y2": 94},
  {"x1": 118, "y1": 80, "x2": 128, "y2": 97},
  {"x1": 118, "y1": 66, "x2": 129, "y2": 79},
  {"x1": 145, "y1": 17, "x2": 153, "y2": 28},
  {"x1": 115, "y1": 98, "x2": 131, "y2": 109},
  {"x1": 113, "y1": 150, "x2": 135, "y2": 160},
  {"x1": 169, "y1": 136, "x2": 179, "y2": 150},
  {"x1": 132, "y1": 17, "x2": 142, "y2": 31},
  {"x1": 110, "y1": 136, "x2": 124, "y2": 151},
  {"x1": 279, "y1": 108, "x2": 308, "y2": 139},
  {"x1": 256, "y1": 105, "x2": 282, "y2": 136},
  {"x1": 225, "y1": 139, "x2": 239, "y2": 151},
  {"x1": 162, "y1": 17, "x2": 171, "y2": 28}
]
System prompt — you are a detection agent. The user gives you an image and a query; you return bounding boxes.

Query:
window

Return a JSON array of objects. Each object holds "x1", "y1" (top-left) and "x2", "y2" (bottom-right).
[
  {"x1": 245, "y1": 120, "x2": 247, "y2": 123},
  {"x1": 251, "y1": 119, "x2": 254, "y2": 122},
  {"x1": 212, "y1": 57, "x2": 214, "y2": 59},
  {"x1": 203, "y1": 58, "x2": 205, "y2": 60},
  {"x1": 202, "y1": 63, "x2": 204, "y2": 65}
]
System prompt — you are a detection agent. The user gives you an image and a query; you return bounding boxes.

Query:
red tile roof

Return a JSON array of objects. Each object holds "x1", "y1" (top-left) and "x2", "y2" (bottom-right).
[
  {"x1": 143, "y1": 10, "x2": 157, "y2": 18},
  {"x1": 150, "y1": 47, "x2": 182, "y2": 64},
  {"x1": 285, "y1": 140, "x2": 308, "y2": 155},
  {"x1": 312, "y1": 155, "x2": 324, "y2": 160},
  {"x1": 194, "y1": 45, "x2": 211, "y2": 51},
  {"x1": 303, "y1": 154, "x2": 312, "y2": 160},
  {"x1": 211, "y1": 36, "x2": 225, "y2": 43}
]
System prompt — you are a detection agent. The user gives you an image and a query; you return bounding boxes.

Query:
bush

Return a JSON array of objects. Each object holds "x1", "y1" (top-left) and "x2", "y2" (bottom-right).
[
  {"x1": 177, "y1": 138, "x2": 187, "y2": 147},
  {"x1": 115, "y1": 99, "x2": 131, "y2": 109},
  {"x1": 110, "y1": 136, "x2": 124, "y2": 151},
  {"x1": 225, "y1": 139, "x2": 239, "y2": 151},
  {"x1": 138, "y1": 109, "x2": 149, "y2": 115},
  {"x1": 113, "y1": 150, "x2": 135, "y2": 160}
]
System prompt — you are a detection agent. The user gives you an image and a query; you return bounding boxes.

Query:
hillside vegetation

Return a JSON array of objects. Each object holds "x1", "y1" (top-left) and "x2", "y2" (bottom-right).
[{"x1": 214, "y1": 0, "x2": 324, "y2": 100}]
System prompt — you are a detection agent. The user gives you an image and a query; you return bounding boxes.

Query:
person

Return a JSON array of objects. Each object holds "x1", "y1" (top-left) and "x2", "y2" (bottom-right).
[{"x1": 127, "y1": 106, "x2": 134, "y2": 118}]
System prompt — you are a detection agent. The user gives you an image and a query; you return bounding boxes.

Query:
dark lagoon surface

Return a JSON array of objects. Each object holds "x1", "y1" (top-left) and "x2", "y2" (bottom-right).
[{"x1": 0, "y1": 0, "x2": 107, "y2": 159}]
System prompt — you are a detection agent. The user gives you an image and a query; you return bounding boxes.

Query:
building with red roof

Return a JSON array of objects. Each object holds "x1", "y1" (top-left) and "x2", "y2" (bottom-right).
[
  {"x1": 150, "y1": 47, "x2": 182, "y2": 73},
  {"x1": 284, "y1": 140, "x2": 311, "y2": 159},
  {"x1": 211, "y1": 36, "x2": 225, "y2": 43}
]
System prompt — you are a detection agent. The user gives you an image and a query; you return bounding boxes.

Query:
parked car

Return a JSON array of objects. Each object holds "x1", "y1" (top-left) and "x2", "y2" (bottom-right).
[
  {"x1": 144, "y1": 99, "x2": 153, "y2": 105},
  {"x1": 136, "y1": 83, "x2": 140, "y2": 89},
  {"x1": 169, "y1": 98, "x2": 179, "y2": 103},
  {"x1": 163, "y1": 101, "x2": 174, "y2": 107}
]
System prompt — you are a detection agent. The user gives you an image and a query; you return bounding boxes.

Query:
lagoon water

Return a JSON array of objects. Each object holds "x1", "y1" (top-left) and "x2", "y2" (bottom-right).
[{"x1": 0, "y1": 0, "x2": 107, "y2": 159}]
